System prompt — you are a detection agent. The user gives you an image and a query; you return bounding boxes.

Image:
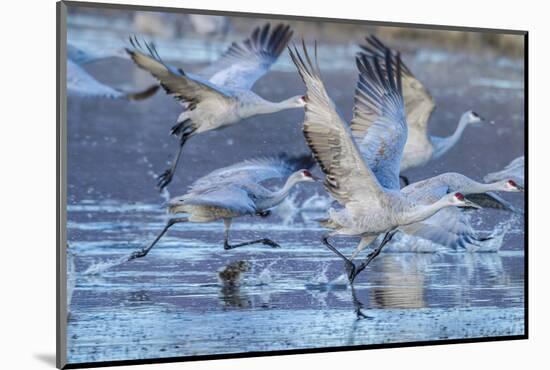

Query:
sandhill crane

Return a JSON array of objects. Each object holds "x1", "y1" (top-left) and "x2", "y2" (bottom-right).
[
  {"x1": 484, "y1": 156, "x2": 525, "y2": 188},
  {"x1": 384, "y1": 173, "x2": 523, "y2": 252},
  {"x1": 67, "y1": 44, "x2": 159, "y2": 100},
  {"x1": 123, "y1": 155, "x2": 317, "y2": 263},
  {"x1": 325, "y1": 173, "x2": 523, "y2": 257},
  {"x1": 347, "y1": 48, "x2": 523, "y2": 254},
  {"x1": 360, "y1": 36, "x2": 487, "y2": 185},
  {"x1": 126, "y1": 23, "x2": 305, "y2": 190},
  {"x1": 289, "y1": 43, "x2": 480, "y2": 284}
]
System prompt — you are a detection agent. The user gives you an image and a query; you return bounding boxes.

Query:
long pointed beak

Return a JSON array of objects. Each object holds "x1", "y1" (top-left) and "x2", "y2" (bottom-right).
[
  {"x1": 517, "y1": 185, "x2": 525, "y2": 192},
  {"x1": 312, "y1": 175, "x2": 323, "y2": 182}
]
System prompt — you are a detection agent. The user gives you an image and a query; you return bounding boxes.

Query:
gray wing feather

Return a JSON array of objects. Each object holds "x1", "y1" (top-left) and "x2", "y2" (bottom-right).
[
  {"x1": 484, "y1": 156, "x2": 524, "y2": 187},
  {"x1": 126, "y1": 37, "x2": 230, "y2": 104},
  {"x1": 67, "y1": 44, "x2": 99, "y2": 65},
  {"x1": 465, "y1": 192, "x2": 523, "y2": 214},
  {"x1": 351, "y1": 49, "x2": 408, "y2": 190},
  {"x1": 400, "y1": 207, "x2": 484, "y2": 250},
  {"x1": 360, "y1": 36, "x2": 435, "y2": 140},
  {"x1": 67, "y1": 60, "x2": 123, "y2": 98},
  {"x1": 198, "y1": 23, "x2": 293, "y2": 90},
  {"x1": 288, "y1": 42, "x2": 384, "y2": 207},
  {"x1": 188, "y1": 155, "x2": 313, "y2": 192}
]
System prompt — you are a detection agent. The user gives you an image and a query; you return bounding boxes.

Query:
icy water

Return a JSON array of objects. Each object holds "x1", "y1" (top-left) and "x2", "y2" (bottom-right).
[
  {"x1": 67, "y1": 202, "x2": 525, "y2": 363},
  {"x1": 65, "y1": 13, "x2": 525, "y2": 366}
]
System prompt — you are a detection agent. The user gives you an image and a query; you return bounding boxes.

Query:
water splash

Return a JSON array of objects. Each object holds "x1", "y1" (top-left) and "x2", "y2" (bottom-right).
[
  {"x1": 306, "y1": 264, "x2": 349, "y2": 291},
  {"x1": 270, "y1": 192, "x2": 300, "y2": 226},
  {"x1": 301, "y1": 193, "x2": 333, "y2": 211},
  {"x1": 383, "y1": 233, "x2": 448, "y2": 253},
  {"x1": 462, "y1": 215, "x2": 517, "y2": 252},
  {"x1": 246, "y1": 259, "x2": 280, "y2": 286},
  {"x1": 271, "y1": 192, "x2": 333, "y2": 226},
  {"x1": 329, "y1": 273, "x2": 349, "y2": 287},
  {"x1": 312, "y1": 262, "x2": 330, "y2": 284},
  {"x1": 83, "y1": 256, "x2": 128, "y2": 275}
]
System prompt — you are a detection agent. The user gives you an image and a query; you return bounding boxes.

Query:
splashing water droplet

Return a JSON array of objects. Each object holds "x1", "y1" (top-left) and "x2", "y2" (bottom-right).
[{"x1": 83, "y1": 255, "x2": 128, "y2": 275}]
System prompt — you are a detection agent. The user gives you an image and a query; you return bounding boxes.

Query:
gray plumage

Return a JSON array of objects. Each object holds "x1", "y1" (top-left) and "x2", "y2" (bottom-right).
[
  {"x1": 169, "y1": 155, "x2": 316, "y2": 220},
  {"x1": 126, "y1": 24, "x2": 304, "y2": 190},
  {"x1": 123, "y1": 155, "x2": 316, "y2": 263},
  {"x1": 67, "y1": 44, "x2": 159, "y2": 100},
  {"x1": 398, "y1": 172, "x2": 523, "y2": 250},
  {"x1": 350, "y1": 42, "x2": 523, "y2": 252},
  {"x1": 289, "y1": 42, "x2": 476, "y2": 283},
  {"x1": 484, "y1": 156, "x2": 524, "y2": 188},
  {"x1": 360, "y1": 36, "x2": 484, "y2": 175}
]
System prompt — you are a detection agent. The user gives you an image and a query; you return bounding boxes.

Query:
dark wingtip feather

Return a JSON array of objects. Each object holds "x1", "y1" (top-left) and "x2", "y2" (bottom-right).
[
  {"x1": 359, "y1": 35, "x2": 412, "y2": 76},
  {"x1": 125, "y1": 84, "x2": 160, "y2": 101}
]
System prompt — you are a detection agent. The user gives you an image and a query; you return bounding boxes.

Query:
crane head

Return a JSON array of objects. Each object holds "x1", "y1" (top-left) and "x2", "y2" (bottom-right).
[
  {"x1": 505, "y1": 179, "x2": 524, "y2": 192},
  {"x1": 295, "y1": 169, "x2": 320, "y2": 182},
  {"x1": 450, "y1": 192, "x2": 482, "y2": 209}
]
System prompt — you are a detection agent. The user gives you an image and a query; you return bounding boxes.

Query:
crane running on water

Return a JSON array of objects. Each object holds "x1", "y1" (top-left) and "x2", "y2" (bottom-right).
[
  {"x1": 289, "y1": 42, "x2": 481, "y2": 284},
  {"x1": 334, "y1": 48, "x2": 523, "y2": 256},
  {"x1": 350, "y1": 45, "x2": 524, "y2": 251},
  {"x1": 126, "y1": 23, "x2": 305, "y2": 190},
  {"x1": 67, "y1": 44, "x2": 159, "y2": 100},
  {"x1": 359, "y1": 36, "x2": 489, "y2": 186},
  {"x1": 124, "y1": 155, "x2": 317, "y2": 263},
  {"x1": 346, "y1": 173, "x2": 524, "y2": 256}
]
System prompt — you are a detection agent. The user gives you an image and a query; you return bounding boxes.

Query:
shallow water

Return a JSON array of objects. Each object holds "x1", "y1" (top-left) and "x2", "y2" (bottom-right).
[
  {"x1": 66, "y1": 199, "x2": 525, "y2": 364},
  {"x1": 65, "y1": 12, "x2": 525, "y2": 366}
]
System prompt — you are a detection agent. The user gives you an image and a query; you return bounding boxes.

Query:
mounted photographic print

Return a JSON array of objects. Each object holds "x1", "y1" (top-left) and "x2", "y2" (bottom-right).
[{"x1": 57, "y1": 1, "x2": 527, "y2": 368}]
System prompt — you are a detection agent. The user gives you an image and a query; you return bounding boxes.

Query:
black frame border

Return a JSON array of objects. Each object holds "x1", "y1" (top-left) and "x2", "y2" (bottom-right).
[{"x1": 56, "y1": 1, "x2": 528, "y2": 368}]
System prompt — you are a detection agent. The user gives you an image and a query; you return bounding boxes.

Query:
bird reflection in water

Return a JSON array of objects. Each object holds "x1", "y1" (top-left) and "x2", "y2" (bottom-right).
[{"x1": 218, "y1": 260, "x2": 251, "y2": 308}]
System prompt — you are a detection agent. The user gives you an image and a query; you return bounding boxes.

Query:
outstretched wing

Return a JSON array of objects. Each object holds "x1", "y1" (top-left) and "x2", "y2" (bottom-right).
[
  {"x1": 197, "y1": 23, "x2": 293, "y2": 90},
  {"x1": 126, "y1": 37, "x2": 231, "y2": 106},
  {"x1": 400, "y1": 207, "x2": 485, "y2": 250},
  {"x1": 288, "y1": 42, "x2": 384, "y2": 207},
  {"x1": 400, "y1": 184, "x2": 483, "y2": 249},
  {"x1": 360, "y1": 36, "x2": 435, "y2": 144},
  {"x1": 465, "y1": 192, "x2": 523, "y2": 214},
  {"x1": 188, "y1": 154, "x2": 315, "y2": 192},
  {"x1": 350, "y1": 49, "x2": 408, "y2": 190},
  {"x1": 484, "y1": 156, "x2": 525, "y2": 187},
  {"x1": 400, "y1": 175, "x2": 509, "y2": 249},
  {"x1": 67, "y1": 60, "x2": 124, "y2": 98}
]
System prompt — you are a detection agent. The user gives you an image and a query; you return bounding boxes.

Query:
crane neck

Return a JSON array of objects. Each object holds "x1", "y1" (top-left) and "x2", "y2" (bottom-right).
[
  {"x1": 466, "y1": 181, "x2": 500, "y2": 194},
  {"x1": 262, "y1": 175, "x2": 302, "y2": 210},
  {"x1": 432, "y1": 115, "x2": 470, "y2": 160},
  {"x1": 399, "y1": 197, "x2": 453, "y2": 226},
  {"x1": 256, "y1": 96, "x2": 301, "y2": 115}
]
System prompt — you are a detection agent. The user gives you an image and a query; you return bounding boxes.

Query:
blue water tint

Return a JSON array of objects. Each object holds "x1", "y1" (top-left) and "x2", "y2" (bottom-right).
[
  {"x1": 65, "y1": 9, "x2": 525, "y2": 365},
  {"x1": 66, "y1": 199, "x2": 525, "y2": 364}
]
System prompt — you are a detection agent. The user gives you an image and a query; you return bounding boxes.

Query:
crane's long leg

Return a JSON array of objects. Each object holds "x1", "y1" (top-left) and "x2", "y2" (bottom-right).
[
  {"x1": 321, "y1": 234, "x2": 356, "y2": 282},
  {"x1": 350, "y1": 229, "x2": 397, "y2": 283},
  {"x1": 126, "y1": 217, "x2": 188, "y2": 262},
  {"x1": 350, "y1": 283, "x2": 371, "y2": 320},
  {"x1": 223, "y1": 218, "x2": 281, "y2": 250},
  {"x1": 157, "y1": 138, "x2": 187, "y2": 190}
]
